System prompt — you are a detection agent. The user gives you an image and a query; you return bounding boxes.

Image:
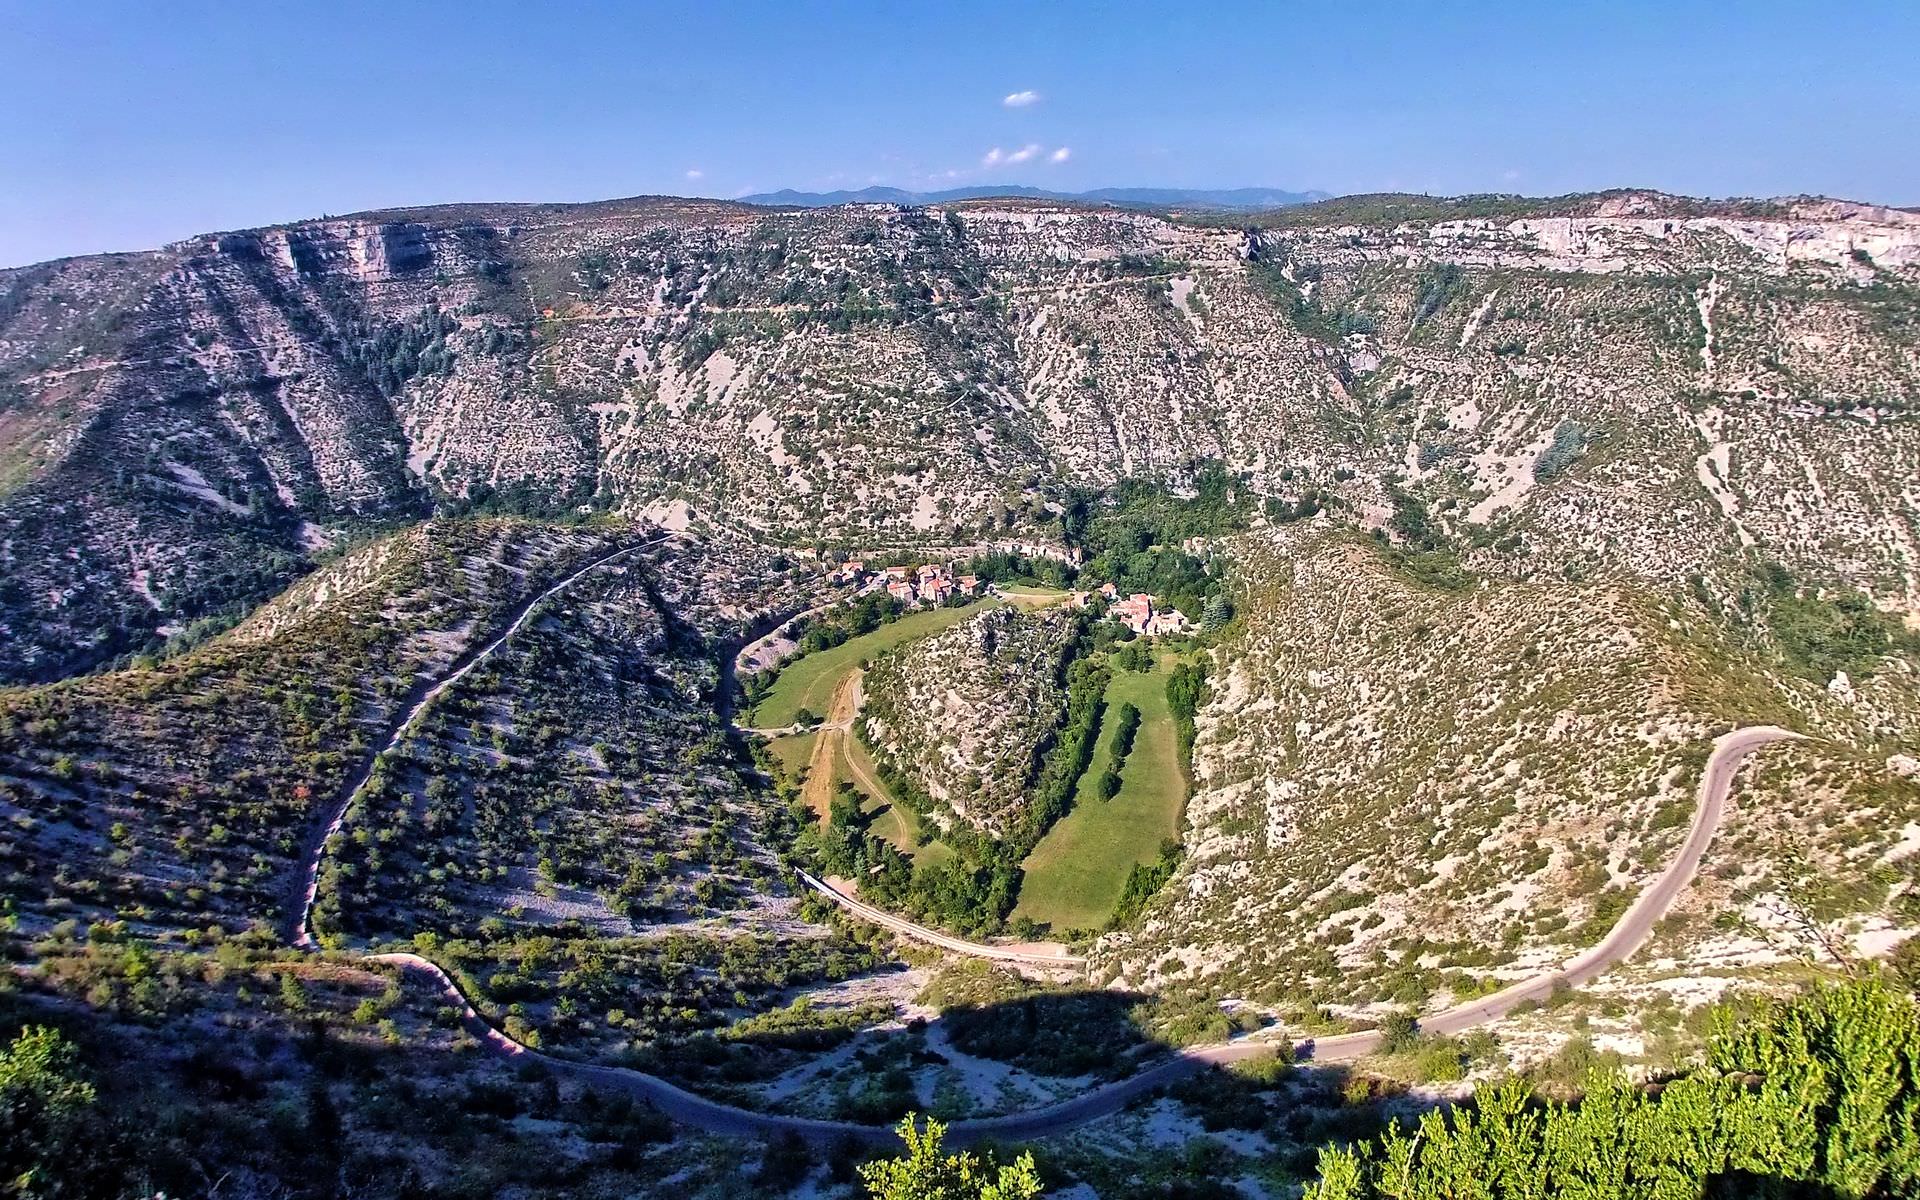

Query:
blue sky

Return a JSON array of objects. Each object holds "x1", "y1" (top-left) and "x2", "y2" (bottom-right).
[{"x1": 4, "y1": 0, "x2": 1917, "y2": 267}]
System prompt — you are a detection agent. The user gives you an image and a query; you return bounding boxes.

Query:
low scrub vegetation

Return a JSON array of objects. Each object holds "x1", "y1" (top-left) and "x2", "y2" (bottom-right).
[
  {"x1": 1751, "y1": 561, "x2": 1918, "y2": 679},
  {"x1": 1309, "y1": 979, "x2": 1920, "y2": 1199}
]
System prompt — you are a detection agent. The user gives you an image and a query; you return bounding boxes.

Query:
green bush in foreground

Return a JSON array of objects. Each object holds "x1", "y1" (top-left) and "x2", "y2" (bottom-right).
[
  {"x1": 860, "y1": 1115, "x2": 1041, "y2": 1200},
  {"x1": 0, "y1": 1024, "x2": 112, "y2": 1199},
  {"x1": 1307, "y1": 978, "x2": 1920, "y2": 1199}
]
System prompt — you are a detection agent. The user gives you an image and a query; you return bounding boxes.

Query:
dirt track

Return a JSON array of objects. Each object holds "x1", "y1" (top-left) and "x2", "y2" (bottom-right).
[{"x1": 799, "y1": 672, "x2": 862, "y2": 821}]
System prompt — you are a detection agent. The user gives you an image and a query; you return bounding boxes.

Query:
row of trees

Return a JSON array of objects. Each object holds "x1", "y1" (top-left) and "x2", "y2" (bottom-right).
[
  {"x1": 1009, "y1": 657, "x2": 1112, "y2": 853},
  {"x1": 1165, "y1": 661, "x2": 1209, "y2": 783},
  {"x1": 1090, "y1": 701, "x2": 1140, "y2": 801}
]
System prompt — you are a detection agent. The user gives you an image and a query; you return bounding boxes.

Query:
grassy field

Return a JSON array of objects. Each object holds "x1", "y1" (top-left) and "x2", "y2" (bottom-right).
[
  {"x1": 750, "y1": 600, "x2": 993, "y2": 728},
  {"x1": 1013, "y1": 653, "x2": 1187, "y2": 932},
  {"x1": 998, "y1": 584, "x2": 1073, "y2": 609},
  {"x1": 845, "y1": 735, "x2": 953, "y2": 868},
  {"x1": 864, "y1": 797, "x2": 953, "y2": 870},
  {"x1": 768, "y1": 723, "x2": 954, "y2": 868},
  {"x1": 765, "y1": 731, "x2": 818, "y2": 779}
]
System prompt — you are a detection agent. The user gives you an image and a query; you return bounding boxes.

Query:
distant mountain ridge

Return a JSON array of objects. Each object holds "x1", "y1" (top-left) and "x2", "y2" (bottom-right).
[
  {"x1": 735, "y1": 184, "x2": 1329, "y2": 210},
  {"x1": 4, "y1": 185, "x2": 1918, "y2": 682}
]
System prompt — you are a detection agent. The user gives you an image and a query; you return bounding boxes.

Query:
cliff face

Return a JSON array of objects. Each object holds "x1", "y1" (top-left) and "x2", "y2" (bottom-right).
[{"x1": 2, "y1": 192, "x2": 1918, "y2": 680}]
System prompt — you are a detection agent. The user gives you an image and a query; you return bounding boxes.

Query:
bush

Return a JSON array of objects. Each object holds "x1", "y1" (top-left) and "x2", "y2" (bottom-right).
[
  {"x1": 1532, "y1": 419, "x2": 1587, "y2": 480},
  {"x1": 1390, "y1": 548, "x2": 1474, "y2": 592},
  {"x1": 0, "y1": 1025, "x2": 119, "y2": 1197},
  {"x1": 860, "y1": 1116, "x2": 1041, "y2": 1200},
  {"x1": 1307, "y1": 979, "x2": 1920, "y2": 1200},
  {"x1": 1376, "y1": 1010, "x2": 1419, "y2": 1054},
  {"x1": 1412, "y1": 1038, "x2": 1467, "y2": 1082}
]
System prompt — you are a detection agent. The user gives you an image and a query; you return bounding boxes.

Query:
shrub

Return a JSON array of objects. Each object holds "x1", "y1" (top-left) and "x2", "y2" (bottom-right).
[
  {"x1": 1532, "y1": 419, "x2": 1587, "y2": 480},
  {"x1": 1308, "y1": 979, "x2": 1920, "y2": 1200},
  {"x1": 1376, "y1": 1010, "x2": 1419, "y2": 1054},
  {"x1": 860, "y1": 1116, "x2": 1041, "y2": 1200},
  {"x1": 0, "y1": 1026, "x2": 114, "y2": 1197}
]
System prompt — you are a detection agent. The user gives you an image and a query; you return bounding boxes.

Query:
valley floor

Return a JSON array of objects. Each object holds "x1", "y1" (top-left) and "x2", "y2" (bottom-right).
[{"x1": 1015, "y1": 652, "x2": 1188, "y2": 933}]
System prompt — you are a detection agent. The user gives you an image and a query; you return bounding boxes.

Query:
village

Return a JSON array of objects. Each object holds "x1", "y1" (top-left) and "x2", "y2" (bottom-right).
[
  {"x1": 1087, "y1": 581, "x2": 1195, "y2": 636},
  {"x1": 828, "y1": 558, "x2": 1194, "y2": 637}
]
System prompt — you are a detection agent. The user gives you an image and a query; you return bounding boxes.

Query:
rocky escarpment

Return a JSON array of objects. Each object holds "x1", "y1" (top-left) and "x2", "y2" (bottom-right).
[{"x1": 2, "y1": 190, "x2": 1918, "y2": 680}]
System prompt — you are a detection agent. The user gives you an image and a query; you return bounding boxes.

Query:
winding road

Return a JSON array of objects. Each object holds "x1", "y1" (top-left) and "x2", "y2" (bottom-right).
[
  {"x1": 734, "y1": 588, "x2": 866, "y2": 678},
  {"x1": 291, "y1": 569, "x2": 1800, "y2": 1150},
  {"x1": 797, "y1": 870, "x2": 1085, "y2": 969}
]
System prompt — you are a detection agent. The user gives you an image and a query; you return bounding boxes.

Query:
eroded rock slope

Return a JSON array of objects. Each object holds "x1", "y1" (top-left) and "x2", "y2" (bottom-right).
[{"x1": 3, "y1": 192, "x2": 1918, "y2": 680}]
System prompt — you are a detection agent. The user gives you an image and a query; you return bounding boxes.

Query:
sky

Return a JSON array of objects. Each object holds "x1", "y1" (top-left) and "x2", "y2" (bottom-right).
[{"x1": 4, "y1": 0, "x2": 1918, "y2": 267}]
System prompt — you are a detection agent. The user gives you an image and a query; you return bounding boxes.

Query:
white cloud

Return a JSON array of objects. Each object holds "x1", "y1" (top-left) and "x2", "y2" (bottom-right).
[
  {"x1": 684, "y1": 168, "x2": 704, "y2": 180},
  {"x1": 1003, "y1": 89, "x2": 1041, "y2": 108},
  {"x1": 1049, "y1": 146, "x2": 1072, "y2": 164},
  {"x1": 982, "y1": 147, "x2": 1004, "y2": 166},
  {"x1": 1005, "y1": 143, "x2": 1041, "y2": 164}
]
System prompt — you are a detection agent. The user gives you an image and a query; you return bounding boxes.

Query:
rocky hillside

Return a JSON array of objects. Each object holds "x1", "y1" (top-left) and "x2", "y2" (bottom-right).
[
  {"x1": 3, "y1": 191, "x2": 1917, "y2": 681},
  {"x1": 0, "y1": 518, "x2": 802, "y2": 942},
  {"x1": 1097, "y1": 532, "x2": 1920, "y2": 1011},
  {"x1": 862, "y1": 605, "x2": 1079, "y2": 835}
]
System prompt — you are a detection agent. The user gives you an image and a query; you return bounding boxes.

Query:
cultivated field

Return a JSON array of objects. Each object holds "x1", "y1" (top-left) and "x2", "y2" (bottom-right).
[
  {"x1": 1014, "y1": 653, "x2": 1187, "y2": 931},
  {"x1": 999, "y1": 584, "x2": 1074, "y2": 609}
]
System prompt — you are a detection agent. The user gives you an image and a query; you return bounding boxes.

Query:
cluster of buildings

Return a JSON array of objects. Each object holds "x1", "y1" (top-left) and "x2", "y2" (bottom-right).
[
  {"x1": 1072, "y1": 581, "x2": 1195, "y2": 636},
  {"x1": 827, "y1": 556, "x2": 1192, "y2": 635},
  {"x1": 832, "y1": 560, "x2": 983, "y2": 607}
]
